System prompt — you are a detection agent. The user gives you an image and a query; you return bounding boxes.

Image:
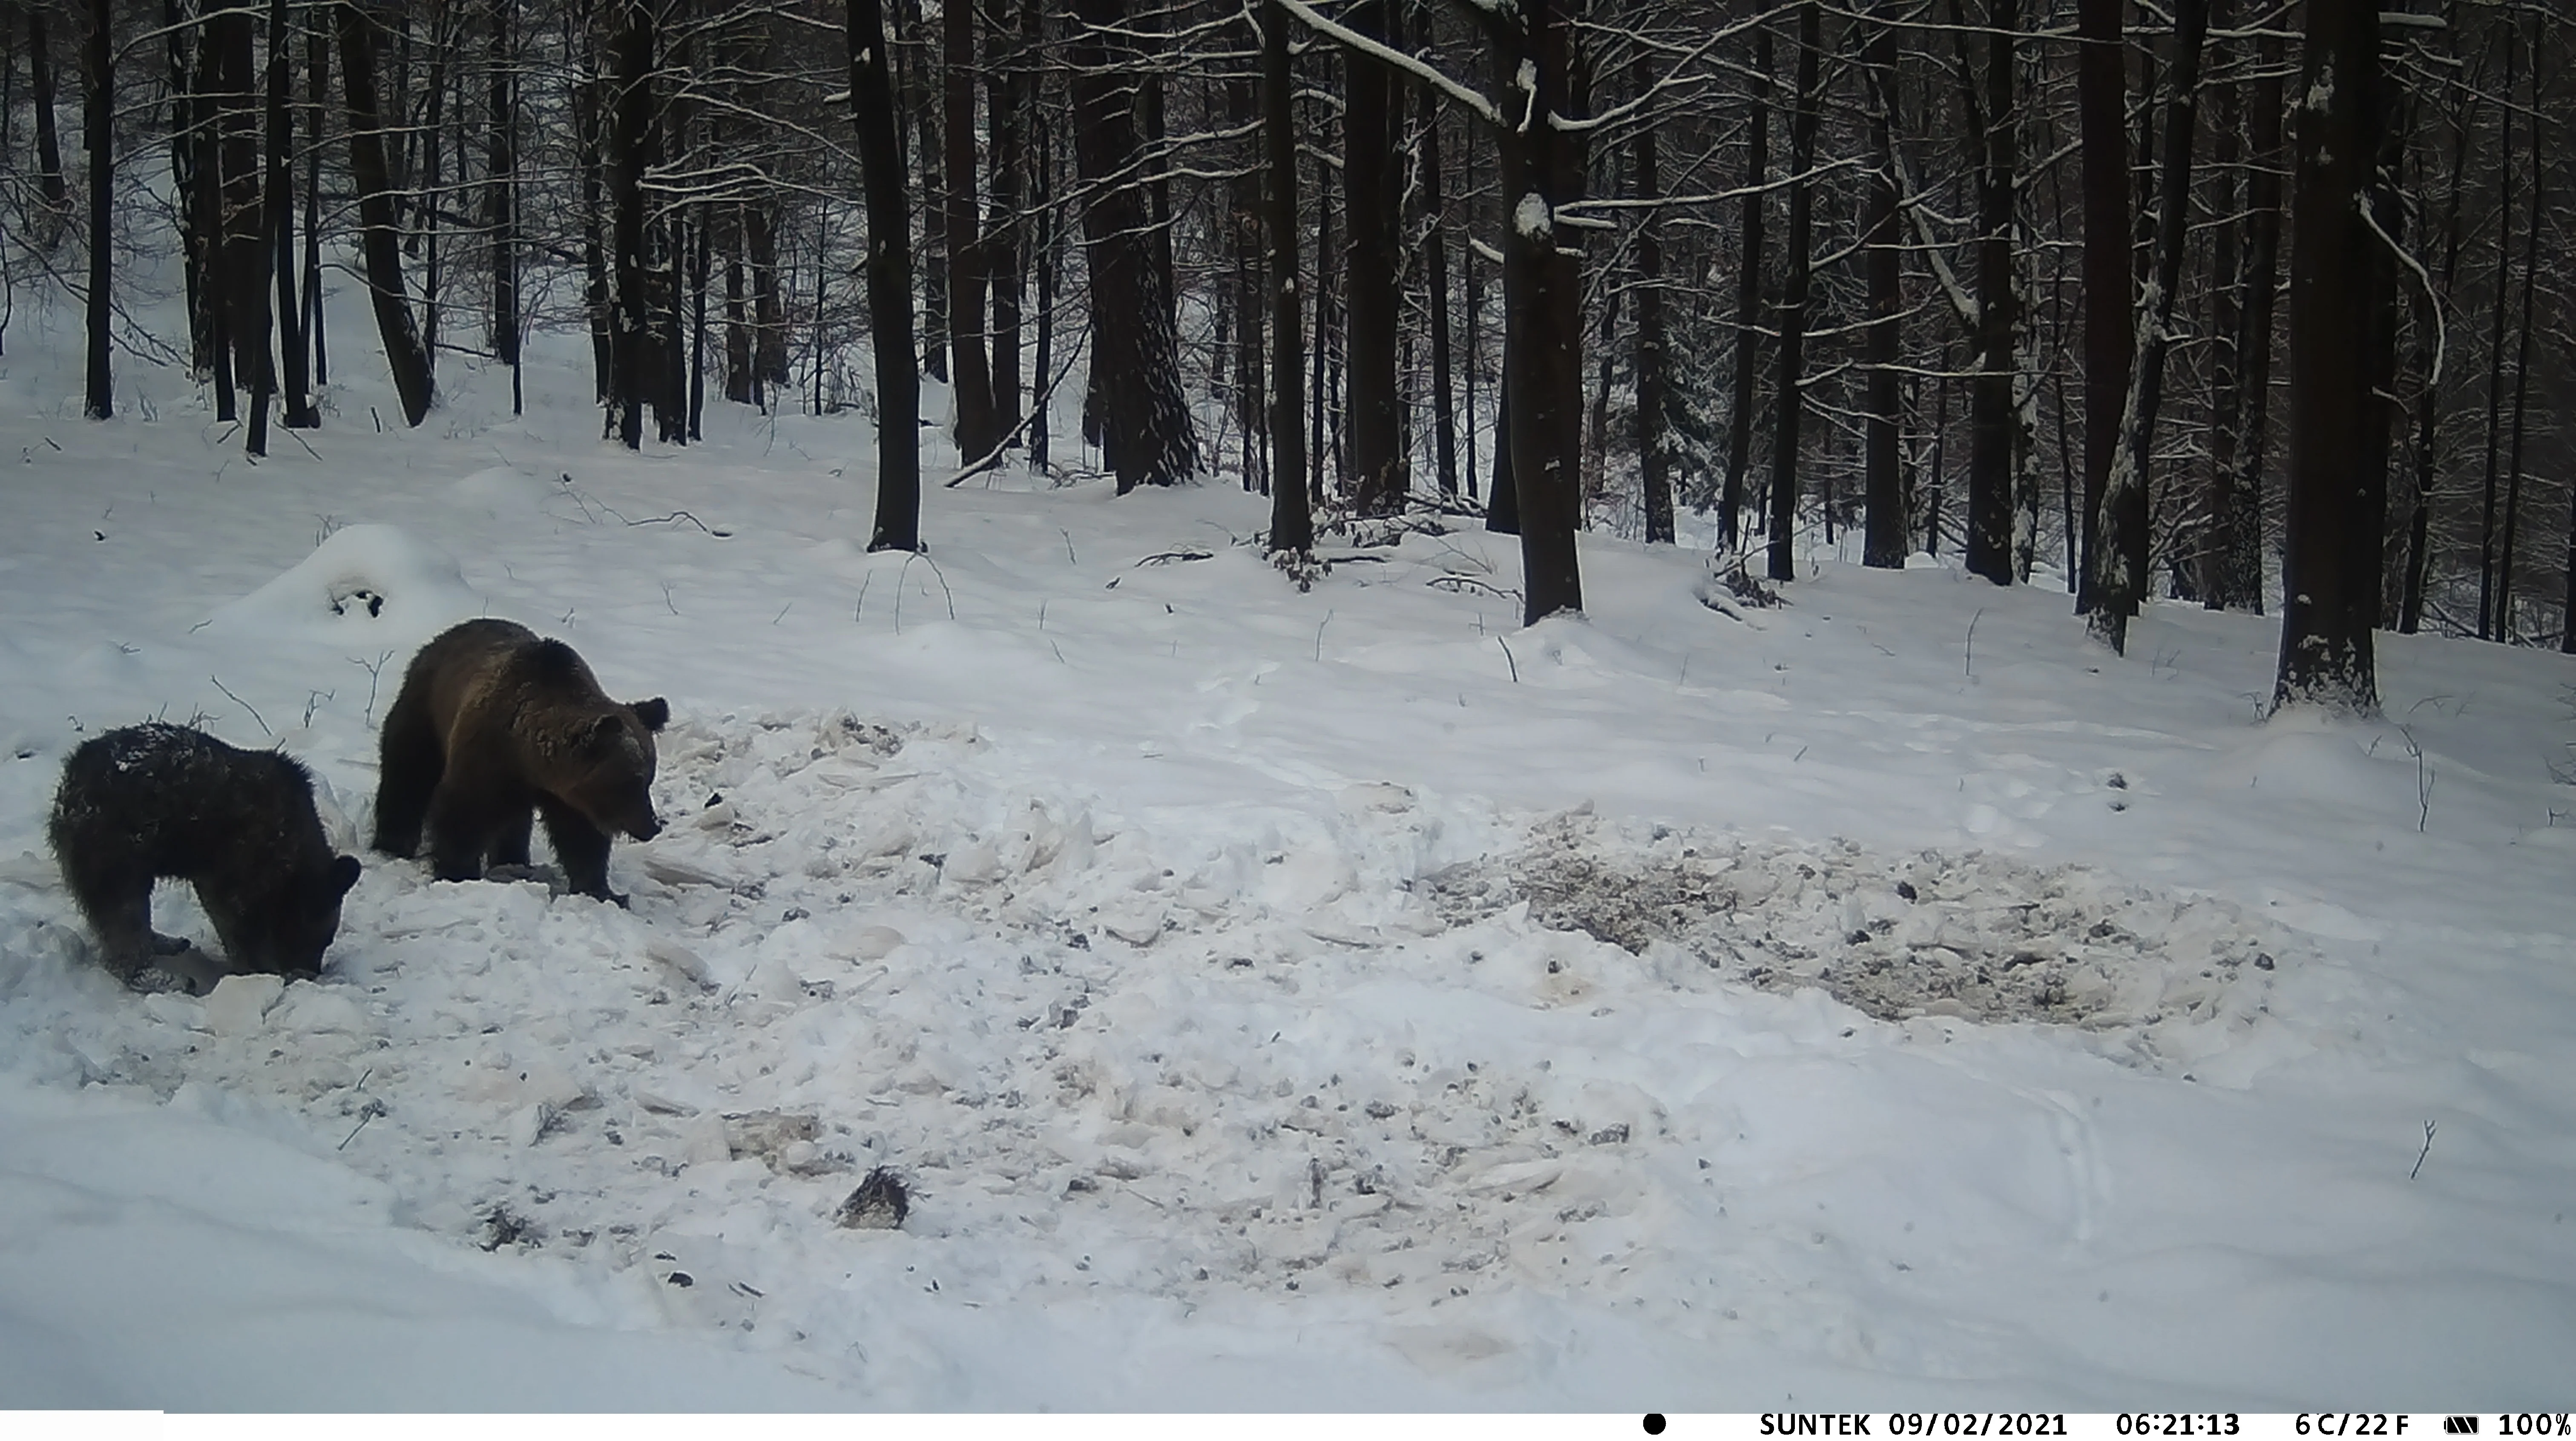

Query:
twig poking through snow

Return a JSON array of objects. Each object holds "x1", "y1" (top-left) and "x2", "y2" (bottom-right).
[
  {"x1": 1965, "y1": 609, "x2": 1985, "y2": 681},
  {"x1": 349, "y1": 651, "x2": 396, "y2": 728},
  {"x1": 2410, "y1": 1119, "x2": 2436, "y2": 1180},
  {"x1": 1315, "y1": 609, "x2": 1334, "y2": 662},
  {"x1": 209, "y1": 675, "x2": 270, "y2": 738},
  {"x1": 1496, "y1": 636, "x2": 1520, "y2": 683}
]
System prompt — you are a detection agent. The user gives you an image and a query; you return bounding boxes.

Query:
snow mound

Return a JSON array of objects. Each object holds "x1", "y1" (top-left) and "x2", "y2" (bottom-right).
[
  {"x1": 1423, "y1": 812, "x2": 2295, "y2": 1057},
  {"x1": 202, "y1": 523, "x2": 479, "y2": 643}
]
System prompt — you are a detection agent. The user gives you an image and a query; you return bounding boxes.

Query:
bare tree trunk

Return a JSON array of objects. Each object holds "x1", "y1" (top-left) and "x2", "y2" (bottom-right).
[
  {"x1": 2496, "y1": 20, "x2": 2543, "y2": 643},
  {"x1": 1263, "y1": 0, "x2": 1311, "y2": 557},
  {"x1": 81, "y1": 0, "x2": 109, "y2": 418},
  {"x1": 1031, "y1": 118, "x2": 1056, "y2": 473},
  {"x1": 264, "y1": 0, "x2": 313, "y2": 435},
  {"x1": 490, "y1": 0, "x2": 520, "y2": 415},
  {"x1": 1765, "y1": 1, "x2": 1820, "y2": 583},
  {"x1": 305, "y1": 14, "x2": 327, "y2": 387},
  {"x1": 29, "y1": 7, "x2": 67, "y2": 218},
  {"x1": 336, "y1": 0, "x2": 433, "y2": 425},
  {"x1": 2203, "y1": 0, "x2": 2242, "y2": 610},
  {"x1": 1633, "y1": 57, "x2": 1672, "y2": 546},
  {"x1": 846, "y1": 0, "x2": 920, "y2": 551},
  {"x1": 1721, "y1": 23, "x2": 1771, "y2": 551},
  {"x1": 902, "y1": 0, "x2": 947, "y2": 383},
  {"x1": 2075, "y1": 0, "x2": 2125, "y2": 610},
  {"x1": 1964, "y1": 0, "x2": 2018, "y2": 586},
  {"x1": 1861, "y1": 6, "x2": 1904, "y2": 568},
  {"x1": 574, "y1": 76, "x2": 610, "y2": 401},
  {"x1": 943, "y1": 0, "x2": 998, "y2": 460},
  {"x1": 2229, "y1": 26, "x2": 2283, "y2": 616},
  {"x1": 986, "y1": 0, "x2": 1031, "y2": 438},
  {"x1": 2475, "y1": 21, "x2": 2515, "y2": 640},
  {"x1": 1070, "y1": 0, "x2": 1195, "y2": 490},
  {"x1": 2273, "y1": 0, "x2": 2386, "y2": 713},
  {"x1": 1420, "y1": 56, "x2": 1458, "y2": 501},
  {"x1": 1495, "y1": 0, "x2": 1583, "y2": 621},
  {"x1": 605, "y1": 0, "x2": 652, "y2": 448},
  {"x1": 2089, "y1": 0, "x2": 2208, "y2": 654},
  {"x1": 1345, "y1": 0, "x2": 1404, "y2": 517}
]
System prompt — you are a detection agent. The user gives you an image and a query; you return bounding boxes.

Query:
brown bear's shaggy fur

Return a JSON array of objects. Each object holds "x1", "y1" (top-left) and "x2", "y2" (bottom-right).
[
  {"x1": 49, "y1": 723, "x2": 362, "y2": 989},
  {"x1": 373, "y1": 619, "x2": 668, "y2": 904}
]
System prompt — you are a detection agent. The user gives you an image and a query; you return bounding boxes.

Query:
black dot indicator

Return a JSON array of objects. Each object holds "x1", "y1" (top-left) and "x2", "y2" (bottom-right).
[{"x1": 1644, "y1": 1417, "x2": 1668, "y2": 1436}]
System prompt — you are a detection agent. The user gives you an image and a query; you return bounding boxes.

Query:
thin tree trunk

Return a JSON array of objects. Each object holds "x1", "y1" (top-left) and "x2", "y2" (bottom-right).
[
  {"x1": 1263, "y1": 0, "x2": 1311, "y2": 557},
  {"x1": 575, "y1": 77, "x2": 610, "y2": 401},
  {"x1": 1422, "y1": 64, "x2": 1458, "y2": 500},
  {"x1": 2476, "y1": 23, "x2": 2515, "y2": 640},
  {"x1": 1965, "y1": 0, "x2": 2018, "y2": 586},
  {"x1": 490, "y1": 0, "x2": 519, "y2": 415},
  {"x1": 1721, "y1": 23, "x2": 1771, "y2": 551},
  {"x1": 2204, "y1": 0, "x2": 2242, "y2": 610},
  {"x1": 987, "y1": 0, "x2": 1031, "y2": 438},
  {"x1": 2230, "y1": 26, "x2": 2283, "y2": 616},
  {"x1": 305, "y1": 13, "x2": 327, "y2": 388},
  {"x1": 847, "y1": 0, "x2": 920, "y2": 550},
  {"x1": 1070, "y1": 0, "x2": 1194, "y2": 490},
  {"x1": 1634, "y1": 56, "x2": 1672, "y2": 546},
  {"x1": 215, "y1": 0, "x2": 264, "y2": 404},
  {"x1": 605, "y1": 0, "x2": 651, "y2": 448},
  {"x1": 1765, "y1": 1, "x2": 1820, "y2": 583},
  {"x1": 1861, "y1": 6, "x2": 1904, "y2": 568},
  {"x1": 2496, "y1": 24, "x2": 2543, "y2": 643},
  {"x1": 903, "y1": 0, "x2": 947, "y2": 383},
  {"x1": 1032, "y1": 117, "x2": 1056, "y2": 473},
  {"x1": 2090, "y1": 0, "x2": 2208, "y2": 654},
  {"x1": 2076, "y1": 0, "x2": 2126, "y2": 611},
  {"x1": 29, "y1": 8, "x2": 67, "y2": 217},
  {"x1": 1344, "y1": 0, "x2": 1404, "y2": 517},
  {"x1": 2273, "y1": 0, "x2": 2386, "y2": 713},
  {"x1": 81, "y1": 0, "x2": 109, "y2": 418},
  {"x1": 943, "y1": 0, "x2": 998, "y2": 459},
  {"x1": 264, "y1": 0, "x2": 312, "y2": 433},
  {"x1": 335, "y1": 0, "x2": 432, "y2": 426}
]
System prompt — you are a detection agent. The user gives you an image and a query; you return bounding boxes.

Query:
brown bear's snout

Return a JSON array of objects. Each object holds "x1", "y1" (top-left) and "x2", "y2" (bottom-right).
[{"x1": 629, "y1": 812, "x2": 663, "y2": 842}]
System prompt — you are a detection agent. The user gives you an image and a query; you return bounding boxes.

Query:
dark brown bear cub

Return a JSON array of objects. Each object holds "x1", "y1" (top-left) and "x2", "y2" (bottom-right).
[
  {"x1": 49, "y1": 723, "x2": 362, "y2": 990},
  {"x1": 373, "y1": 618, "x2": 667, "y2": 904}
]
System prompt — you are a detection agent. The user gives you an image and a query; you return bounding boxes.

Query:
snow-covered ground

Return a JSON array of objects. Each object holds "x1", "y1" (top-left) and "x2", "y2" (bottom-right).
[{"x1": 1, "y1": 283, "x2": 2572, "y2": 1411}]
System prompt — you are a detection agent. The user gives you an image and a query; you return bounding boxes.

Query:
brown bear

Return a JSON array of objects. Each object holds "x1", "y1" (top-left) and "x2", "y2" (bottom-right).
[
  {"x1": 49, "y1": 722, "x2": 362, "y2": 991},
  {"x1": 372, "y1": 618, "x2": 667, "y2": 904}
]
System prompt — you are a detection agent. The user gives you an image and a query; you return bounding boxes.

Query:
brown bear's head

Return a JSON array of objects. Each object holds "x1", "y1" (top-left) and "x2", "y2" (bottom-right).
[
  {"x1": 239, "y1": 853, "x2": 363, "y2": 977},
  {"x1": 564, "y1": 698, "x2": 669, "y2": 842}
]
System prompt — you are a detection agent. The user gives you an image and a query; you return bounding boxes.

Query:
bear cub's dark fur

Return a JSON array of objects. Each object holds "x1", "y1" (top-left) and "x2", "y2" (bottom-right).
[
  {"x1": 373, "y1": 618, "x2": 668, "y2": 904},
  {"x1": 49, "y1": 722, "x2": 362, "y2": 990}
]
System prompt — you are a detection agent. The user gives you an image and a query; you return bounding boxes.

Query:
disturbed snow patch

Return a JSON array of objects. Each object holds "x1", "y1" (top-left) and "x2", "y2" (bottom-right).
[{"x1": 1422, "y1": 812, "x2": 2293, "y2": 1054}]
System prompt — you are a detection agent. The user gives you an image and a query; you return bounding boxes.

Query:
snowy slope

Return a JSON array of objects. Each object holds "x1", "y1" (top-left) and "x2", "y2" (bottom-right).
[{"x1": 0, "y1": 287, "x2": 2571, "y2": 1409}]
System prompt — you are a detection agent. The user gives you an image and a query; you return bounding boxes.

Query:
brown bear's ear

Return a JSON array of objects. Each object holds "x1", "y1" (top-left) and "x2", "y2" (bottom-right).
[
  {"x1": 328, "y1": 854, "x2": 362, "y2": 897},
  {"x1": 630, "y1": 697, "x2": 670, "y2": 732}
]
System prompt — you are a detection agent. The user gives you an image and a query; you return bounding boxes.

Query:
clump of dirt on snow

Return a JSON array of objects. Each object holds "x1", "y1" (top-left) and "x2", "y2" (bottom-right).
[{"x1": 1421, "y1": 813, "x2": 2292, "y2": 1037}]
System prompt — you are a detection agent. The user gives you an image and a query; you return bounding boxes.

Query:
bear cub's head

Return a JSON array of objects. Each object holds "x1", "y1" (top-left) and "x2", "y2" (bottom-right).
[
  {"x1": 242, "y1": 853, "x2": 364, "y2": 977},
  {"x1": 563, "y1": 696, "x2": 670, "y2": 842}
]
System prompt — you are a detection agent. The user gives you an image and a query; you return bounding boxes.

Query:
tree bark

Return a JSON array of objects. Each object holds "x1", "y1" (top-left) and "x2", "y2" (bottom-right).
[
  {"x1": 305, "y1": 13, "x2": 326, "y2": 387},
  {"x1": 81, "y1": 0, "x2": 109, "y2": 419},
  {"x1": 1861, "y1": 6, "x2": 1904, "y2": 568},
  {"x1": 1965, "y1": 0, "x2": 2018, "y2": 586},
  {"x1": 2272, "y1": 1, "x2": 2386, "y2": 714},
  {"x1": 846, "y1": 0, "x2": 920, "y2": 551},
  {"x1": 1263, "y1": 0, "x2": 1311, "y2": 557},
  {"x1": 1069, "y1": 0, "x2": 1196, "y2": 491},
  {"x1": 1721, "y1": 23, "x2": 1771, "y2": 551},
  {"x1": 490, "y1": 0, "x2": 520, "y2": 415},
  {"x1": 2228, "y1": 25, "x2": 2283, "y2": 616},
  {"x1": 605, "y1": 0, "x2": 652, "y2": 448},
  {"x1": 263, "y1": 0, "x2": 313, "y2": 437},
  {"x1": 334, "y1": 1, "x2": 433, "y2": 425},
  {"x1": 943, "y1": 0, "x2": 999, "y2": 461},
  {"x1": 1765, "y1": 1, "x2": 1821, "y2": 583},
  {"x1": 1494, "y1": 0, "x2": 1583, "y2": 622},
  {"x1": 1344, "y1": 0, "x2": 1405, "y2": 517},
  {"x1": 1422, "y1": 61, "x2": 1458, "y2": 500},
  {"x1": 29, "y1": 7, "x2": 67, "y2": 218},
  {"x1": 986, "y1": 0, "x2": 1032, "y2": 438},
  {"x1": 1634, "y1": 57, "x2": 1673, "y2": 547},
  {"x1": 2496, "y1": 22, "x2": 2542, "y2": 643},
  {"x1": 2075, "y1": 0, "x2": 2126, "y2": 611},
  {"x1": 2089, "y1": 0, "x2": 2208, "y2": 654}
]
